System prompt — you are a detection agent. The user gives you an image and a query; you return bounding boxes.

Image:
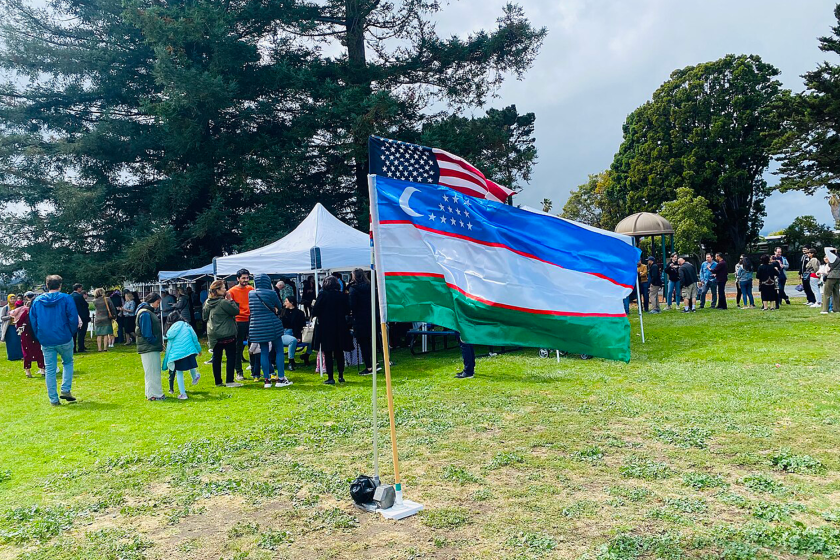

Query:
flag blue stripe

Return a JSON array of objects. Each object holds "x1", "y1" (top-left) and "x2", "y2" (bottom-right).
[{"x1": 374, "y1": 175, "x2": 641, "y2": 288}]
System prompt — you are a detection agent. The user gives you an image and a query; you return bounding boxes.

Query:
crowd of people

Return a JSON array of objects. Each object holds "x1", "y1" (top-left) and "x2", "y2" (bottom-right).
[
  {"x1": 3, "y1": 246, "x2": 838, "y2": 406},
  {"x1": 0, "y1": 268, "x2": 376, "y2": 405},
  {"x1": 632, "y1": 246, "x2": 840, "y2": 314}
]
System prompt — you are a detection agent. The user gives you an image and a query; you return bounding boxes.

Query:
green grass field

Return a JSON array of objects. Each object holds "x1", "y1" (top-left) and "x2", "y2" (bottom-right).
[{"x1": 1, "y1": 300, "x2": 840, "y2": 560}]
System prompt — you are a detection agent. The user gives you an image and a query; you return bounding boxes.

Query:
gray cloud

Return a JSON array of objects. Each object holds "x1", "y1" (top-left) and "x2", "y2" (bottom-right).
[{"x1": 434, "y1": 0, "x2": 837, "y2": 233}]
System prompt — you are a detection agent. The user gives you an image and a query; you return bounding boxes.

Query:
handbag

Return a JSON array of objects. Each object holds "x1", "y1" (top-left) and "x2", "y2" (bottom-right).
[
  {"x1": 301, "y1": 318, "x2": 315, "y2": 344},
  {"x1": 795, "y1": 284, "x2": 804, "y2": 292}
]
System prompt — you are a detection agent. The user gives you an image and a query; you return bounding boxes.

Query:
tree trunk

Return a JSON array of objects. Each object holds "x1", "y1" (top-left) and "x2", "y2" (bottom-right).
[{"x1": 346, "y1": 0, "x2": 371, "y2": 227}]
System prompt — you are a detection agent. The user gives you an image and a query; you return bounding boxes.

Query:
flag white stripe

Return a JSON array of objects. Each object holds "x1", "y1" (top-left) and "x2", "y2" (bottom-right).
[
  {"x1": 436, "y1": 159, "x2": 487, "y2": 186},
  {"x1": 379, "y1": 223, "x2": 630, "y2": 316},
  {"x1": 437, "y1": 176, "x2": 488, "y2": 194}
]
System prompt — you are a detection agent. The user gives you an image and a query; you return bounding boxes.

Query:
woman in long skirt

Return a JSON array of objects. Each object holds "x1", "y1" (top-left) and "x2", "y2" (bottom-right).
[
  {"x1": 13, "y1": 294, "x2": 44, "y2": 376},
  {"x1": 2, "y1": 294, "x2": 23, "y2": 361}
]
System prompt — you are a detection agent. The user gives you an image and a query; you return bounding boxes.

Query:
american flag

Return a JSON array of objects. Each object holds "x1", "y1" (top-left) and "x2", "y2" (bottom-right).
[{"x1": 368, "y1": 136, "x2": 515, "y2": 203}]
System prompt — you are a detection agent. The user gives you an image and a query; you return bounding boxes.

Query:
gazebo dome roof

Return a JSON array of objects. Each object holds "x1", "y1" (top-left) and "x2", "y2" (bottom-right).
[{"x1": 614, "y1": 212, "x2": 674, "y2": 236}]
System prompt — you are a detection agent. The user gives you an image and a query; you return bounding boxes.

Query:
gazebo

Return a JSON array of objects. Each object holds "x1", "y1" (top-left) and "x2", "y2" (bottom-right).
[{"x1": 614, "y1": 212, "x2": 675, "y2": 269}]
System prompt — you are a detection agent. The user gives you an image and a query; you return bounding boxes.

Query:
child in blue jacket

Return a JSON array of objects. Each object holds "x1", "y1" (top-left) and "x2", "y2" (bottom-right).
[{"x1": 162, "y1": 313, "x2": 201, "y2": 400}]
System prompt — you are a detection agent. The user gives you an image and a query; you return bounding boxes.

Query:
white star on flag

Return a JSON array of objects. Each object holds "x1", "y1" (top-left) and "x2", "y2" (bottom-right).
[
  {"x1": 467, "y1": 222, "x2": 473, "y2": 230},
  {"x1": 429, "y1": 213, "x2": 436, "y2": 221},
  {"x1": 450, "y1": 218, "x2": 456, "y2": 225}
]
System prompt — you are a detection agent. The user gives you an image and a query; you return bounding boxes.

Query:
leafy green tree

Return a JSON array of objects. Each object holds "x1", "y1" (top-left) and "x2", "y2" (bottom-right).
[
  {"x1": 782, "y1": 215, "x2": 838, "y2": 253},
  {"x1": 659, "y1": 188, "x2": 716, "y2": 256},
  {"x1": 776, "y1": 5, "x2": 840, "y2": 195},
  {"x1": 606, "y1": 55, "x2": 786, "y2": 256},
  {"x1": 0, "y1": 0, "x2": 545, "y2": 286},
  {"x1": 562, "y1": 171, "x2": 611, "y2": 227},
  {"x1": 541, "y1": 198, "x2": 553, "y2": 213}
]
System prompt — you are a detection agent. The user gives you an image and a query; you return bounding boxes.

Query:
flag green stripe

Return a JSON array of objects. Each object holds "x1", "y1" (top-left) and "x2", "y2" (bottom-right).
[{"x1": 385, "y1": 274, "x2": 632, "y2": 362}]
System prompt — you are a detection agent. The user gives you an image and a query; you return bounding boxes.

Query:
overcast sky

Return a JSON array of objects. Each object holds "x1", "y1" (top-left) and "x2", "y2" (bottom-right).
[{"x1": 433, "y1": 0, "x2": 836, "y2": 234}]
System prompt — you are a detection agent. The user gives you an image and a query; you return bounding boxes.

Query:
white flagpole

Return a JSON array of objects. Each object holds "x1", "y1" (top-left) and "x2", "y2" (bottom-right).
[
  {"x1": 636, "y1": 276, "x2": 646, "y2": 344},
  {"x1": 368, "y1": 175, "x2": 379, "y2": 483}
]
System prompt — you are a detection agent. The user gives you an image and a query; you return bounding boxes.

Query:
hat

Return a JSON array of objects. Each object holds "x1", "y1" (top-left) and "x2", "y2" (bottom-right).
[
  {"x1": 647, "y1": 256, "x2": 655, "y2": 261},
  {"x1": 826, "y1": 247, "x2": 836, "y2": 254},
  {"x1": 24, "y1": 291, "x2": 36, "y2": 299}
]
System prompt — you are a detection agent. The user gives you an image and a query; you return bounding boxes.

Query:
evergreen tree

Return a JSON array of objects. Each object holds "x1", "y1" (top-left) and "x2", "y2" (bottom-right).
[{"x1": 0, "y1": 0, "x2": 545, "y2": 286}]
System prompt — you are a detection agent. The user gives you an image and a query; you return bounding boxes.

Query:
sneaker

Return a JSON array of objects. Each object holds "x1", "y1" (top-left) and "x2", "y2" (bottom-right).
[
  {"x1": 236, "y1": 375, "x2": 245, "y2": 382},
  {"x1": 821, "y1": 311, "x2": 829, "y2": 314},
  {"x1": 246, "y1": 365, "x2": 251, "y2": 371},
  {"x1": 455, "y1": 371, "x2": 474, "y2": 379},
  {"x1": 288, "y1": 359, "x2": 296, "y2": 371},
  {"x1": 25, "y1": 369, "x2": 32, "y2": 378},
  {"x1": 50, "y1": 401, "x2": 61, "y2": 406},
  {"x1": 37, "y1": 369, "x2": 45, "y2": 376},
  {"x1": 177, "y1": 394, "x2": 188, "y2": 400},
  {"x1": 275, "y1": 378, "x2": 293, "y2": 388},
  {"x1": 203, "y1": 359, "x2": 213, "y2": 365},
  {"x1": 681, "y1": 309, "x2": 690, "y2": 313},
  {"x1": 264, "y1": 381, "x2": 272, "y2": 389},
  {"x1": 168, "y1": 389, "x2": 174, "y2": 395},
  {"x1": 59, "y1": 392, "x2": 77, "y2": 402},
  {"x1": 225, "y1": 382, "x2": 244, "y2": 388},
  {"x1": 323, "y1": 378, "x2": 335, "y2": 385},
  {"x1": 338, "y1": 376, "x2": 345, "y2": 384},
  {"x1": 359, "y1": 368, "x2": 373, "y2": 376},
  {"x1": 192, "y1": 373, "x2": 200, "y2": 385}
]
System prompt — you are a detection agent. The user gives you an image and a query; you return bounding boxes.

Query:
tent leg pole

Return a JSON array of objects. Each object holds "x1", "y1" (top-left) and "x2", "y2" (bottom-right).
[{"x1": 636, "y1": 276, "x2": 645, "y2": 344}]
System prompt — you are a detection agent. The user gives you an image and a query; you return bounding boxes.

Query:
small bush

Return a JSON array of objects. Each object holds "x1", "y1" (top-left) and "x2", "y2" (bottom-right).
[
  {"x1": 750, "y1": 501, "x2": 800, "y2": 522},
  {"x1": 770, "y1": 449, "x2": 825, "y2": 474},
  {"x1": 0, "y1": 505, "x2": 80, "y2": 544},
  {"x1": 572, "y1": 446, "x2": 605, "y2": 462},
  {"x1": 607, "y1": 486, "x2": 653, "y2": 502},
  {"x1": 472, "y1": 488, "x2": 492, "y2": 501},
  {"x1": 664, "y1": 497, "x2": 707, "y2": 514},
  {"x1": 227, "y1": 521, "x2": 260, "y2": 539},
  {"x1": 506, "y1": 531, "x2": 556, "y2": 553},
  {"x1": 257, "y1": 529, "x2": 293, "y2": 549}
]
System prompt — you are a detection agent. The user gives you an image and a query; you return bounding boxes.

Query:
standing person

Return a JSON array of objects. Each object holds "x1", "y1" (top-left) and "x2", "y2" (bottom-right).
[
  {"x1": 29, "y1": 275, "x2": 79, "y2": 406},
  {"x1": 228, "y1": 269, "x2": 254, "y2": 381},
  {"x1": 698, "y1": 253, "x2": 718, "y2": 309},
  {"x1": 456, "y1": 336, "x2": 476, "y2": 379},
  {"x1": 774, "y1": 247, "x2": 791, "y2": 305},
  {"x1": 162, "y1": 313, "x2": 201, "y2": 399},
  {"x1": 71, "y1": 284, "x2": 90, "y2": 352},
  {"x1": 711, "y1": 253, "x2": 728, "y2": 309},
  {"x1": 806, "y1": 249, "x2": 822, "y2": 308},
  {"x1": 121, "y1": 292, "x2": 137, "y2": 344},
  {"x1": 172, "y1": 287, "x2": 192, "y2": 322},
  {"x1": 92, "y1": 288, "x2": 116, "y2": 352},
  {"x1": 199, "y1": 283, "x2": 209, "y2": 305},
  {"x1": 14, "y1": 292, "x2": 45, "y2": 378},
  {"x1": 348, "y1": 268, "x2": 374, "y2": 375},
  {"x1": 678, "y1": 257, "x2": 699, "y2": 312},
  {"x1": 282, "y1": 296, "x2": 310, "y2": 369},
  {"x1": 302, "y1": 277, "x2": 316, "y2": 318},
  {"x1": 757, "y1": 255, "x2": 780, "y2": 311},
  {"x1": 2, "y1": 295, "x2": 23, "y2": 361},
  {"x1": 109, "y1": 289, "x2": 123, "y2": 346},
  {"x1": 248, "y1": 273, "x2": 292, "y2": 388},
  {"x1": 647, "y1": 257, "x2": 662, "y2": 313},
  {"x1": 665, "y1": 253, "x2": 681, "y2": 310},
  {"x1": 135, "y1": 293, "x2": 165, "y2": 401},
  {"x1": 738, "y1": 256, "x2": 756, "y2": 309},
  {"x1": 202, "y1": 279, "x2": 242, "y2": 388},
  {"x1": 637, "y1": 259, "x2": 650, "y2": 312},
  {"x1": 800, "y1": 246, "x2": 816, "y2": 304},
  {"x1": 312, "y1": 275, "x2": 351, "y2": 385},
  {"x1": 734, "y1": 259, "x2": 743, "y2": 308},
  {"x1": 823, "y1": 247, "x2": 840, "y2": 314},
  {"x1": 161, "y1": 290, "x2": 176, "y2": 324}
]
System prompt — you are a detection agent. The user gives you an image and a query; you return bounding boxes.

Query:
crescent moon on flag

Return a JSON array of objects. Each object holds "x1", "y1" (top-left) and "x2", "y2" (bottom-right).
[{"x1": 399, "y1": 187, "x2": 423, "y2": 217}]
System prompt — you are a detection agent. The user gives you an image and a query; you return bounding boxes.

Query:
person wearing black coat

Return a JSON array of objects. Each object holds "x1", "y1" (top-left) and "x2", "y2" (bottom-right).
[
  {"x1": 312, "y1": 275, "x2": 352, "y2": 385},
  {"x1": 71, "y1": 284, "x2": 90, "y2": 352},
  {"x1": 348, "y1": 268, "x2": 374, "y2": 375}
]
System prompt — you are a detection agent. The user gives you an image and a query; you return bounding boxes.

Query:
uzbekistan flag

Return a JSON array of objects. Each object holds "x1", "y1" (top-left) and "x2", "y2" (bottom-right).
[{"x1": 369, "y1": 175, "x2": 641, "y2": 362}]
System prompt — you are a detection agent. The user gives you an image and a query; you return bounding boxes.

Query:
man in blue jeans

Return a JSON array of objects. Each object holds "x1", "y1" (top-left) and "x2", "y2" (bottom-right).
[
  {"x1": 698, "y1": 253, "x2": 717, "y2": 308},
  {"x1": 29, "y1": 275, "x2": 79, "y2": 406},
  {"x1": 665, "y1": 253, "x2": 681, "y2": 310}
]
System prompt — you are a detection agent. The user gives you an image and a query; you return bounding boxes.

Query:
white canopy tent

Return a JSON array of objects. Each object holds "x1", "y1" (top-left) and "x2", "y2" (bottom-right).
[
  {"x1": 158, "y1": 263, "x2": 215, "y2": 283},
  {"x1": 213, "y1": 203, "x2": 370, "y2": 276}
]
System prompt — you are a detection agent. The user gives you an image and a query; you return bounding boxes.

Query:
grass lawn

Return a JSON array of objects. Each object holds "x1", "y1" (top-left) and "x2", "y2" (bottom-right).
[{"x1": 2, "y1": 299, "x2": 840, "y2": 559}]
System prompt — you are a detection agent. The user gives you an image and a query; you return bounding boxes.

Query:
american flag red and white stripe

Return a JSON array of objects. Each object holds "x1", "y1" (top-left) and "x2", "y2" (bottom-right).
[{"x1": 368, "y1": 136, "x2": 515, "y2": 203}]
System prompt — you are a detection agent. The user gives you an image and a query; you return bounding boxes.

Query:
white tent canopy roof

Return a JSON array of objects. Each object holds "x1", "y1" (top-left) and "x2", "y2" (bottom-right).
[{"x1": 213, "y1": 203, "x2": 370, "y2": 276}]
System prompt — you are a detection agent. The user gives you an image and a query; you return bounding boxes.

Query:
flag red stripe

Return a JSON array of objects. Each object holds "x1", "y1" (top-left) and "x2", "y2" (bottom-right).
[
  {"x1": 383, "y1": 271, "x2": 626, "y2": 318},
  {"x1": 439, "y1": 167, "x2": 486, "y2": 188},
  {"x1": 378, "y1": 220, "x2": 633, "y2": 290},
  {"x1": 434, "y1": 150, "x2": 486, "y2": 180}
]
